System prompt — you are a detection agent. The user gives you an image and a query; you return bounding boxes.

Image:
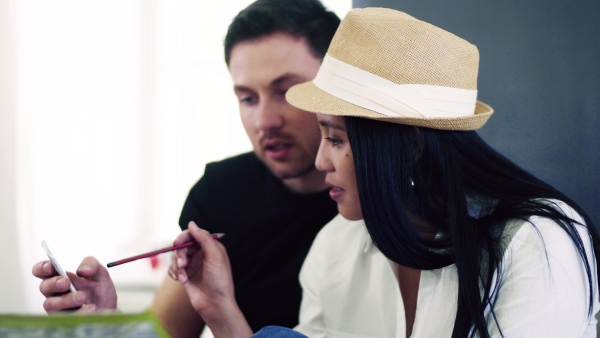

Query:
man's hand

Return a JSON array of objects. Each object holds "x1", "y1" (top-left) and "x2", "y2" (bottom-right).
[{"x1": 32, "y1": 256, "x2": 117, "y2": 313}]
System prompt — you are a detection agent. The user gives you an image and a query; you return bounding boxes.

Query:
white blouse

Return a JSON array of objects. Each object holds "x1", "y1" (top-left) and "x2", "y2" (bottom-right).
[{"x1": 295, "y1": 201, "x2": 598, "y2": 337}]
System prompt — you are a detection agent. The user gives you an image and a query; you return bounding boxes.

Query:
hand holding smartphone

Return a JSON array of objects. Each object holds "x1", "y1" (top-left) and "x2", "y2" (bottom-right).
[{"x1": 41, "y1": 240, "x2": 77, "y2": 292}]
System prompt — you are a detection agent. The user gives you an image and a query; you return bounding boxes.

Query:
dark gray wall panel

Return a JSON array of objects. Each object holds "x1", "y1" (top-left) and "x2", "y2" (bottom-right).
[{"x1": 351, "y1": 1, "x2": 600, "y2": 227}]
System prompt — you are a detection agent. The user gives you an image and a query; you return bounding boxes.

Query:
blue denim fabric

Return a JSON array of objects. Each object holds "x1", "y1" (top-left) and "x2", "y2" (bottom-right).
[{"x1": 252, "y1": 326, "x2": 308, "y2": 338}]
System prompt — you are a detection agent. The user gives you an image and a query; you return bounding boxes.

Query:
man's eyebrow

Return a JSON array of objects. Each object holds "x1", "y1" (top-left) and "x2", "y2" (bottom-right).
[
  {"x1": 233, "y1": 84, "x2": 251, "y2": 93},
  {"x1": 271, "y1": 73, "x2": 305, "y2": 87},
  {"x1": 319, "y1": 119, "x2": 346, "y2": 131},
  {"x1": 233, "y1": 73, "x2": 306, "y2": 93}
]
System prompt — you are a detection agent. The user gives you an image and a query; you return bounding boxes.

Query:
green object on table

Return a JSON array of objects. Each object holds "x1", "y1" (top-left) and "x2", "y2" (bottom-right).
[{"x1": 0, "y1": 310, "x2": 170, "y2": 337}]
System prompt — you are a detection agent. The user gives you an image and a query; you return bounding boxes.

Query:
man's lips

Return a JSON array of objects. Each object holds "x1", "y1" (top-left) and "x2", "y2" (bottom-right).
[{"x1": 264, "y1": 141, "x2": 293, "y2": 160}]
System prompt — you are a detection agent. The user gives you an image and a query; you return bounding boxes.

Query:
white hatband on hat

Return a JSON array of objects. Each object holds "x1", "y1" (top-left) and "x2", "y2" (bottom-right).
[{"x1": 313, "y1": 55, "x2": 478, "y2": 119}]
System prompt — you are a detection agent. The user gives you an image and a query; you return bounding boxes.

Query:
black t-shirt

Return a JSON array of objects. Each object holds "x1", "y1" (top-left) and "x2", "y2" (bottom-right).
[{"x1": 179, "y1": 152, "x2": 338, "y2": 332}]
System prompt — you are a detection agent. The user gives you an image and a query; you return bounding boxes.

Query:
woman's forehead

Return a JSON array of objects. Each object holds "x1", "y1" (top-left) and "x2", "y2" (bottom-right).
[{"x1": 317, "y1": 114, "x2": 346, "y2": 131}]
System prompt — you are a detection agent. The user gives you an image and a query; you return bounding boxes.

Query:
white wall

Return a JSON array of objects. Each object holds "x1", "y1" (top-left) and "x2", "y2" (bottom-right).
[
  {"x1": 0, "y1": 0, "x2": 28, "y2": 313},
  {"x1": 0, "y1": 0, "x2": 350, "y2": 315}
]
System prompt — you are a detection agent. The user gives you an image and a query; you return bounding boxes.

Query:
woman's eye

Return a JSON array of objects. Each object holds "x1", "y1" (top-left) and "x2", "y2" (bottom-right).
[{"x1": 325, "y1": 137, "x2": 342, "y2": 146}]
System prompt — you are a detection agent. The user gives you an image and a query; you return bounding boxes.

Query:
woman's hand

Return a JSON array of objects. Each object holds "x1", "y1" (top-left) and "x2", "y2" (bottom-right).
[{"x1": 169, "y1": 221, "x2": 252, "y2": 338}]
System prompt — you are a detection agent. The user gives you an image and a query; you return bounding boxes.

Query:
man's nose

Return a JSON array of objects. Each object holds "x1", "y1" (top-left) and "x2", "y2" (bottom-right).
[{"x1": 254, "y1": 98, "x2": 284, "y2": 131}]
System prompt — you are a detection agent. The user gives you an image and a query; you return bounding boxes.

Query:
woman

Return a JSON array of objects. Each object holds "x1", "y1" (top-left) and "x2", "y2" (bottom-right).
[{"x1": 169, "y1": 8, "x2": 600, "y2": 337}]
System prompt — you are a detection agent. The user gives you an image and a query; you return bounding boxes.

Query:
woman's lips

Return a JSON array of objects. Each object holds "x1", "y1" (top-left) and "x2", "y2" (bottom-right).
[{"x1": 329, "y1": 186, "x2": 344, "y2": 201}]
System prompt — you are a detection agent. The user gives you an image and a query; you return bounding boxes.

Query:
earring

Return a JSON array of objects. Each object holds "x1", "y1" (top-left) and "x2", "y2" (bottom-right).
[{"x1": 410, "y1": 178, "x2": 415, "y2": 187}]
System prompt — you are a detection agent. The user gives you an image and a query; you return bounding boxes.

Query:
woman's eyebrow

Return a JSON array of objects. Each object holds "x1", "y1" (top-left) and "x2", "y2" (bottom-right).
[{"x1": 319, "y1": 120, "x2": 346, "y2": 132}]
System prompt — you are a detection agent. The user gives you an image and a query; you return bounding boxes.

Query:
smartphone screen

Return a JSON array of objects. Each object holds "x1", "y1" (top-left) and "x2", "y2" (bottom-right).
[{"x1": 41, "y1": 240, "x2": 77, "y2": 292}]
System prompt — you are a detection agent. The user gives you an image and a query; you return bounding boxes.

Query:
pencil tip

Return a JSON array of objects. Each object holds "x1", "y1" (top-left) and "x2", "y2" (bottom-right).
[{"x1": 106, "y1": 263, "x2": 115, "y2": 268}]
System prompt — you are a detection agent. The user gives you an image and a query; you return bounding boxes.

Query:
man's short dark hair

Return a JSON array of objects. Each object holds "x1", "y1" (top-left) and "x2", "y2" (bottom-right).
[{"x1": 224, "y1": 0, "x2": 341, "y2": 65}]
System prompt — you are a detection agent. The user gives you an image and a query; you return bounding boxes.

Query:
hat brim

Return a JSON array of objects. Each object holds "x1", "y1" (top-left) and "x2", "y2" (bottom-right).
[{"x1": 287, "y1": 81, "x2": 494, "y2": 131}]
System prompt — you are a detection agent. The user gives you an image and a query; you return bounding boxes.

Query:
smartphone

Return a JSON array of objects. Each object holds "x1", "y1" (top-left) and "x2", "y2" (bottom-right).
[{"x1": 41, "y1": 240, "x2": 77, "y2": 292}]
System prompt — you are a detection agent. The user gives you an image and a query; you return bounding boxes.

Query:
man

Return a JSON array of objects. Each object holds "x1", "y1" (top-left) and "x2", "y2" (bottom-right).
[{"x1": 32, "y1": 0, "x2": 340, "y2": 337}]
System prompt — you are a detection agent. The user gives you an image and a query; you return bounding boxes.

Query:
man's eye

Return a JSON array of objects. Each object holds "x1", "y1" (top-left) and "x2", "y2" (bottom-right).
[
  {"x1": 239, "y1": 96, "x2": 255, "y2": 104},
  {"x1": 274, "y1": 88, "x2": 289, "y2": 101}
]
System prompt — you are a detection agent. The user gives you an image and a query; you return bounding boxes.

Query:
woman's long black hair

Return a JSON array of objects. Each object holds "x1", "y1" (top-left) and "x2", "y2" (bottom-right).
[{"x1": 345, "y1": 116, "x2": 600, "y2": 337}]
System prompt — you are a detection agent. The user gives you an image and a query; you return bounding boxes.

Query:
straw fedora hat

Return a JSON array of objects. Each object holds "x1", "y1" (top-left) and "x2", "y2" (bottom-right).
[{"x1": 286, "y1": 8, "x2": 493, "y2": 130}]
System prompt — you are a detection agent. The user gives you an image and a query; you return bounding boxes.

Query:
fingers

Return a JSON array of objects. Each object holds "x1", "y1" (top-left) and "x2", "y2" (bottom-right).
[
  {"x1": 75, "y1": 304, "x2": 97, "y2": 313},
  {"x1": 169, "y1": 247, "x2": 180, "y2": 282},
  {"x1": 36, "y1": 256, "x2": 116, "y2": 313},
  {"x1": 32, "y1": 260, "x2": 56, "y2": 279},
  {"x1": 42, "y1": 291, "x2": 87, "y2": 313},
  {"x1": 169, "y1": 240, "x2": 196, "y2": 284},
  {"x1": 168, "y1": 221, "x2": 227, "y2": 285},
  {"x1": 173, "y1": 226, "x2": 195, "y2": 246},
  {"x1": 171, "y1": 230, "x2": 195, "y2": 269},
  {"x1": 170, "y1": 228, "x2": 196, "y2": 277},
  {"x1": 38, "y1": 275, "x2": 72, "y2": 297},
  {"x1": 76, "y1": 256, "x2": 106, "y2": 280},
  {"x1": 187, "y1": 221, "x2": 225, "y2": 259},
  {"x1": 35, "y1": 259, "x2": 86, "y2": 314},
  {"x1": 70, "y1": 256, "x2": 117, "y2": 310}
]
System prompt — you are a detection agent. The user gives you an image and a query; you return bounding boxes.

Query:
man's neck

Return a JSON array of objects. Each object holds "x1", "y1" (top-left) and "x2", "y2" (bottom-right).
[{"x1": 281, "y1": 168, "x2": 328, "y2": 194}]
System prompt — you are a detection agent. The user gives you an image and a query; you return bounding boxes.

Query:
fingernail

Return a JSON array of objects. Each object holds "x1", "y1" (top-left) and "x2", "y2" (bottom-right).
[
  {"x1": 74, "y1": 292, "x2": 86, "y2": 305},
  {"x1": 77, "y1": 265, "x2": 90, "y2": 274},
  {"x1": 178, "y1": 274, "x2": 187, "y2": 284},
  {"x1": 43, "y1": 262, "x2": 52, "y2": 273},
  {"x1": 213, "y1": 233, "x2": 226, "y2": 239},
  {"x1": 177, "y1": 258, "x2": 183, "y2": 268},
  {"x1": 80, "y1": 304, "x2": 96, "y2": 313},
  {"x1": 56, "y1": 278, "x2": 65, "y2": 289}
]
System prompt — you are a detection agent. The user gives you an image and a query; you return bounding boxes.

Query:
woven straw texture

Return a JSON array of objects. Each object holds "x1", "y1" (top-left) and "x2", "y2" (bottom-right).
[{"x1": 287, "y1": 8, "x2": 494, "y2": 130}]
